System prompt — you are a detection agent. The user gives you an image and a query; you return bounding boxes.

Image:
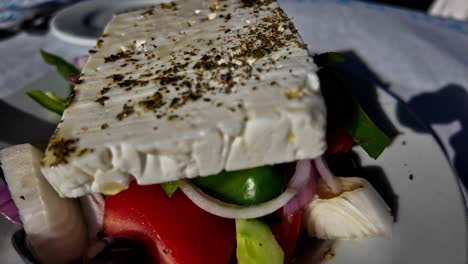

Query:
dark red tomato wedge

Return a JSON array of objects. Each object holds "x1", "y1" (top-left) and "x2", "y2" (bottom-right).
[
  {"x1": 104, "y1": 182, "x2": 236, "y2": 264},
  {"x1": 269, "y1": 209, "x2": 303, "y2": 264},
  {"x1": 325, "y1": 112, "x2": 355, "y2": 155}
]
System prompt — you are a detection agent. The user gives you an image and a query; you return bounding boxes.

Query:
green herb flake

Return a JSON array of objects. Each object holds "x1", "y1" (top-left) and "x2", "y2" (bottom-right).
[{"x1": 160, "y1": 180, "x2": 182, "y2": 197}]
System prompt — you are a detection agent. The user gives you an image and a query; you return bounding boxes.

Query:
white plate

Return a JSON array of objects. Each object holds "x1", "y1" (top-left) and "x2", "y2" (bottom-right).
[
  {"x1": 297, "y1": 87, "x2": 467, "y2": 263},
  {"x1": 0, "y1": 69, "x2": 466, "y2": 263},
  {"x1": 51, "y1": 0, "x2": 163, "y2": 47}
]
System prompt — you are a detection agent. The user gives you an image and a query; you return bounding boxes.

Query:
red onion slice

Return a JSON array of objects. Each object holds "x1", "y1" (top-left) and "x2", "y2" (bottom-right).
[
  {"x1": 0, "y1": 181, "x2": 21, "y2": 225},
  {"x1": 287, "y1": 159, "x2": 312, "y2": 189},
  {"x1": 283, "y1": 160, "x2": 318, "y2": 216},
  {"x1": 314, "y1": 157, "x2": 341, "y2": 194},
  {"x1": 73, "y1": 56, "x2": 89, "y2": 70},
  {"x1": 68, "y1": 73, "x2": 80, "y2": 84}
]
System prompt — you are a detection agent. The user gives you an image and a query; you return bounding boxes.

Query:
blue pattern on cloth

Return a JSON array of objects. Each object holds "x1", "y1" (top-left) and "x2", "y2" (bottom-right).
[
  {"x1": 279, "y1": 0, "x2": 468, "y2": 35},
  {"x1": 0, "y1": 0, "x2": 67, "y2": 25}
]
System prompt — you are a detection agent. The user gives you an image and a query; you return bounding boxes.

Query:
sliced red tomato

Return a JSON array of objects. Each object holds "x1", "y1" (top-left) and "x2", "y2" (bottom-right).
[
  {"x1": 325, "y1": 112, "x2": 355, "y2": 155},
  {"x1": 104, "y1": 182, "x2": 236, "y2": 264},
  {"x1": 269, "y1": 209, "x2": 303, "y2": 264}
]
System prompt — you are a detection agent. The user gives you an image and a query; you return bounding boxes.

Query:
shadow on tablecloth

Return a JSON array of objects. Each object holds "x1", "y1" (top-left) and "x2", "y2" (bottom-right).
[
  {"x1": 397, "y1": 84, "x2": 468, "y2": 189},
  {"x1": 332, "y1": 50, "x2": 467, "y2": 199}
]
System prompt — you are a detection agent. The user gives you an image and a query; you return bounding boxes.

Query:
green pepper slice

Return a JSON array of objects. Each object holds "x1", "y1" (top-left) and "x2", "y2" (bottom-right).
[
  {"x1": 192, "y1": 166, "x2": 286, "y2": 206},
  {"x1": 236, "y1": 219, "x2": 284, "y2": 264}
]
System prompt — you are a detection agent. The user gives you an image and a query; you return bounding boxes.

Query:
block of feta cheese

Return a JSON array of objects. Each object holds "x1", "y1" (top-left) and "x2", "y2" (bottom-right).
[{"x1": 41, "y1": 0, "x2": 327, "y2": 197}]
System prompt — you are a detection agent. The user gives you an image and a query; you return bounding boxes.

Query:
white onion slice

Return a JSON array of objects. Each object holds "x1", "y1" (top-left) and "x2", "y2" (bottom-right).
[
  {"x1": 314, "y1": 157, "x2": 341, "y2": 194},
  {"x1": 180, "y1": 181, "x2": 297, "y2": 219},
  {"x1": 303, "y1": 177, "x2": 393, "y2": 240},
  {"x1": 79, "y1": 193, "x2": 105, "y2": 241},
  {"x1": 79, "y1": 193, "x2": 107, "y2": 259},
  {"x1": 0, "y1": 144, "x2": 88, "y2": 264}
]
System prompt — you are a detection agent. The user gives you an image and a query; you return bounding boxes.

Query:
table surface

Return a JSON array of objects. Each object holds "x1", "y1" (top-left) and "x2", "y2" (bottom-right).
[{"x1": 0, "y1": 0, "x2": 467, "y2": 262}]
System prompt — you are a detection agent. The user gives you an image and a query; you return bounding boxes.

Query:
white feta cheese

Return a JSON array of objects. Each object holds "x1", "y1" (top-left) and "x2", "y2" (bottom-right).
[
  {"x1": 40, "y1": 0, "x2": 327, "y2": 197},
  {"x1": 207, "y1": 12, "x2": 217, "y2": 20}
]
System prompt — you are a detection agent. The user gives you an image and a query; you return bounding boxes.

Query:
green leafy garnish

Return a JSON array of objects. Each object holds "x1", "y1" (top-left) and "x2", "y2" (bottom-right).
[
  {"x1": 343, "y1": 103, "x2": 391, "y2": 159},
  {"x1": 27, "y1": 50, "x2": 78, "y2": 115},
  {"x1": 40, "y1": 49, "x2": 79, "y2": 94},
  {"x1": 40, "y1": 49, "x2": 79, "y2": 81},
  {"x1": 160, "y1": 180, "x2": 182, "y2": 197},
  {"x1": 313, "y1": 52, "x2": 345, "y2": 68},
  {"x1": 27, "y1": 90, "x2": 66, "y2": 115},
  {"x1": 316, "y1": 52, "x2": 391, "y2": 159}
]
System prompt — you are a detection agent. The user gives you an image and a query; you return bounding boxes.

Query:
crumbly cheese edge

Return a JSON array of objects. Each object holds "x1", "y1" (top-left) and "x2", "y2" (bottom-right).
[{"x1": 40, "y1": 77, "x2": 327, "y2": 198}]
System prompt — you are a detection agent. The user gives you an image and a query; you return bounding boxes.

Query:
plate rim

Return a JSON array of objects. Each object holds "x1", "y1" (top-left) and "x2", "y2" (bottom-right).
[{"x1": 50, "y1": 0, "x2": 164, "y2": 47}]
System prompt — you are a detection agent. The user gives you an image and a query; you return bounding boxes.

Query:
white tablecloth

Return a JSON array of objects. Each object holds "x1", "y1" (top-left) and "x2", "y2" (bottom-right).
[
  {"x1": 430, "y1": 0, "x2": 468, "y2": 21},
  {"x1": 1, "y1": 0, "x2": 468, "y2": 190}
]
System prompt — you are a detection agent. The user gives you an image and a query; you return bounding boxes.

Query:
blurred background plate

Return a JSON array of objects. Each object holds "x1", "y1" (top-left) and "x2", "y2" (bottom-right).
[{"x1": 50, "y1": 0, "x2": 163, "y2": 46}]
